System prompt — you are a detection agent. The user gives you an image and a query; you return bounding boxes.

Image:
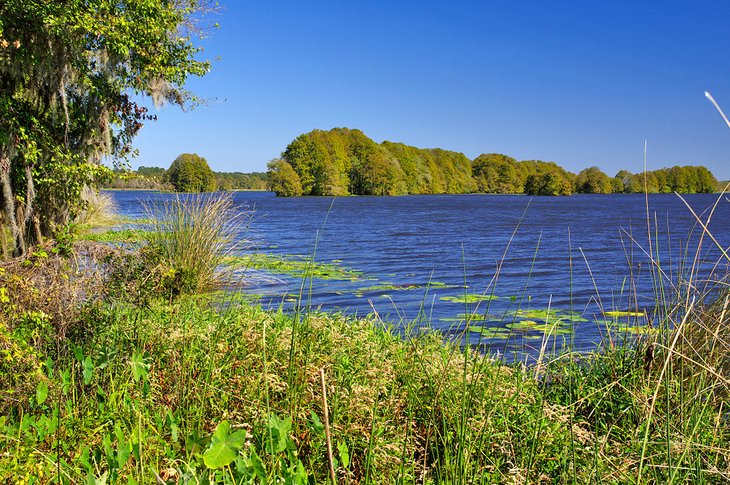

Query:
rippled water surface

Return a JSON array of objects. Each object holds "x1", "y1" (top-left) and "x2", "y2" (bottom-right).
[{"x1": 111, "y1": 190, "x2": 730, "y2": 358}]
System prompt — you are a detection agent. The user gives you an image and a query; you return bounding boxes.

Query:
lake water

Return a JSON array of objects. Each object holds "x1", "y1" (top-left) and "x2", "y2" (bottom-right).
[{"x1": 110, "y1": 190, "x2": 730, "y2": 360}]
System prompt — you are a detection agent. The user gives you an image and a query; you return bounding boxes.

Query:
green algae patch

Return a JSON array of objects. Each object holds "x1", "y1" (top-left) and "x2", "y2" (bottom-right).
[
  {"x1": 508, "y1": 308, "x2": 588, "y2": 323},
  {"x1": 603, "y1": 310, "x2": 646, "y2": 318},
  {"x1": 440, "y1": 293, "x2": 498, "y2": 304},
  {"x1": 80, "y1": 228, "x2": 153, "y2": 243},
  {"x1": 227, "y1": 253, "x2": 363, "y2": 281}
]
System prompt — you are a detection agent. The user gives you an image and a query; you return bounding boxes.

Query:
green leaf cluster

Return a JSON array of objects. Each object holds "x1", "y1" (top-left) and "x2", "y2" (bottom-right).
[
  {"x1": 0, "y1": 0, "x2": 211, "y2": 255},
  {"x1": 165, "y1": 153, "x2": 217, "y2": 193},
  {"x1": 267, "y1": 128, "x2": 720, "y2": 197}
]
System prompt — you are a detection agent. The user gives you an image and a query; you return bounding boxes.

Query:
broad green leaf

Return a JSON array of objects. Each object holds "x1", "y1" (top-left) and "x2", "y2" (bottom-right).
[
  {"x1": 82, "y1": 356, "x2": 94, "y2": 385},
  {"x1": 130, "y1": 352, "x2": 149, "y2": 383},
  {"x1": 36, "y1": 380, "x2": 49, "y2": 405},
  {"x1": 337, "y1": 440, "x2": 350, "y2": 469},
  {"x1": 203, "y1": 421, "x2": 247, "y2": 469},
  {"x1": 266, "y1": 414, "x2": 293, "y2": 454}
]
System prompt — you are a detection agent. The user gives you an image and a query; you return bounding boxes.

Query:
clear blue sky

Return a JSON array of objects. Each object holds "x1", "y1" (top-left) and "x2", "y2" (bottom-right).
[{"x1": 131, "y1": 1, "x2": 730, "y2": 179}]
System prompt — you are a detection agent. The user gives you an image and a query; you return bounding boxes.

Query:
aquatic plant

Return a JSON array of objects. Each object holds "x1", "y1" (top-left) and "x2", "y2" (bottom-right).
[{"x1": 143, "y1": 193, "x2": 251, "y2": 295}]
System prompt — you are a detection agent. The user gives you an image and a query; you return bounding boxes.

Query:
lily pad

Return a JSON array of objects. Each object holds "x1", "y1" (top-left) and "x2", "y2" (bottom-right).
[
  {"x1": 506, "y1": 320, "x2": 573, "y2": 335},
  {"x1": 440, "y1": 293, "x2": 498, "y2": 304},
  {"x1": 603, "y1": 310, "x2": 646, "y2": 318},
  {"x1": 467, "y1": 326, "x2": 513, "y2": 340},
  {"x1": 227, "y1": 254, "x2": 363, "y2": 281},
  {"x1": 598, "y1": 319, "x2": 656, "y2": 335},
  {"x1": 508, "y1": 308, "x2": 588, "y2": 323}
]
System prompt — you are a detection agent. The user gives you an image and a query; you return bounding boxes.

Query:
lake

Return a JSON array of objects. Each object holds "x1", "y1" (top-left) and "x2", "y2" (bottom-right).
[{"x1": 110, "y1": 190, "x2": 730, "y2": 360}]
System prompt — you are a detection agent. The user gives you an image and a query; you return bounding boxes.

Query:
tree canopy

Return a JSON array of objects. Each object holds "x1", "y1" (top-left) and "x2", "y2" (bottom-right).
[
  {"x1": 274, "y1": 128, "x2": 474, "y2": 196},
  {"x1": 0, "y1": 0, "x2": 211, "y2": 255},
  {"x1": 166, "y1": 154, "x2": 217, "y2": 193},
  {"x1": 268, "y1": 128, "x2": 720, "y2": 198}
]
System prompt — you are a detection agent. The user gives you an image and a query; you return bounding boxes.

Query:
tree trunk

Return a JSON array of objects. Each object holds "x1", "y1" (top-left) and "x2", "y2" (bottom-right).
[{"x1": 0, "y1": 156, "x2": 24, "y2": 256}]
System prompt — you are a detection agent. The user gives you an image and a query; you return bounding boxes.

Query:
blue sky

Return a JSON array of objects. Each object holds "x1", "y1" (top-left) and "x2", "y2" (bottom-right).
[{"x1": 131, "y1": 1, "x2": 730, "y2": 179}]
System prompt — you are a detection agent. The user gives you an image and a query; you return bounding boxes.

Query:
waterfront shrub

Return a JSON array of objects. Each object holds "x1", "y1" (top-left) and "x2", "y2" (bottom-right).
[{"x1": 143, "y1": 193, "x2": 250, "y2": 296}]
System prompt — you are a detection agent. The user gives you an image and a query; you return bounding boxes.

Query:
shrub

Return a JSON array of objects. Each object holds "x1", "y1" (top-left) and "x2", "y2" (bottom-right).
[
  {"x1": 165, "y1": 153, "x2": 217, "y2": 192},
  {"x1": 143, "y1": 193, "x2": 250, "y2": 296}
]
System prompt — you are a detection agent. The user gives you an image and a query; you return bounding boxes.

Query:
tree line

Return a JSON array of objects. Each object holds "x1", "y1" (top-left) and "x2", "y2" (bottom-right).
[
  {"x1": 268, "y1": 128, "x2": 720, "y2": 197},
  {"x1": 106, "y1": 155, "x2": 269, "y2": 192}
]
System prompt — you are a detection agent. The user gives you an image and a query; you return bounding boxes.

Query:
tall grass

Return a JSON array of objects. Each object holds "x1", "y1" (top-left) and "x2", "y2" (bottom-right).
[
  {"x1": 1, "y1": 189, "x2": 729, "y2": 483},
  {"x1": 75, "y1": 185, "x2": 118, "y2": 227},
  {"x1": 143, "y1": 193, "x2": 250, "y2": 295}
]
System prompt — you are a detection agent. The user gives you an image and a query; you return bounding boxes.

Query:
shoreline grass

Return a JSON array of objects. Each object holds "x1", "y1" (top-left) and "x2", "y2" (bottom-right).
[
  {"x1": 0, "y1": 245, "x2": 728, "y2": 483},
  {"x1": 1, "y1": 191, "x2": 729, "y2": 483}
]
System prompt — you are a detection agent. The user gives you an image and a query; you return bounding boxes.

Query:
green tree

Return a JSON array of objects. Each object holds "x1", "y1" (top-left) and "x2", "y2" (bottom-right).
[
  {"x1": 472, "y1": 154, "x2": 520, "y2": 193},
  {"x1": 524, "y1": 171, "x2": 572, "y2": 196},
  {"x1": 574, "y1": 167, "x2": 613, "y2": 194},
  {"x1": 267, "y1": 159, "x2": 303, "y2": 196},
  {"x1": 166, "y1": 154, "x2": 217, "y2": 193},
  {"x1": 0, "y1": 0, "x2": 211, "y2": 255},
  {"x1": 350, "y1": 147, "x2": 404, "y2": 195}
]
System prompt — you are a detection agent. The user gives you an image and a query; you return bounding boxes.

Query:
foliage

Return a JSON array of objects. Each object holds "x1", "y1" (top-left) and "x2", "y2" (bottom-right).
[
  {"x1": 143, "y1": 193, "x2": 250, "y2": 296},
  {"x1": 517, "y1": 160, "x2": 571, "y2": 195},
  {"x1": 276, "y1": 128, "x2": 474, "y2": 196},
  {"x1": 1, "y1": 255, "x2": 728, "y2": 482},
  {"x1": 215, "y1": 171, "x2": 269, "y2": 191},
  {"x1": 267, "y1": 159, "x2": 303, "y2": 196},
  {"x1": 575, "y1": 166, "x2": 613, "y2": 194},
  {"x1": 0, "y1": 0, "x2": 211, "y2": 255},
  {"x1": 271, "y1": 128, "x2": 722, "y2": 197},
  {"x1": 165, "y1": 153, "x2": 217, "y2": 193},
  {"x1": 472, "y1": 153, "x2": 521, "y2": 193}
]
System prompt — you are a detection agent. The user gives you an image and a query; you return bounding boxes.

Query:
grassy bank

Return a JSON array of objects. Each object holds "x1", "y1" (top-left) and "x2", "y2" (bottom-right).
[
  {"x1": 1, "y1": 193, "x2": 729, "y2": 483},
  {"x1": 0, "y1": 248, "x2": 728, "y2": 484}
]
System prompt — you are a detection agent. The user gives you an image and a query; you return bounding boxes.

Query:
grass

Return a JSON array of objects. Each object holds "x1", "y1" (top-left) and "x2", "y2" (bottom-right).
[
  {"x1": 75, "y1": 186, "x2": 119, "y2": 227},
  {"x1": 143, "y1": 193, "x2": 251, "y2": 295},
  {"x1": 0, "y1": 193, "x2": 729, "y2": 483}
]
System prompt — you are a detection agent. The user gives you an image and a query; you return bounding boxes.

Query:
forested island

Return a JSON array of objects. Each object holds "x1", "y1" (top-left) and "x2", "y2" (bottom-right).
[
  {"x1": 267, "y1": 127, "x2": 721, "y2": 197},
  {"x1": 106, "y1": 128, "x2": 722, "y2": 196}
]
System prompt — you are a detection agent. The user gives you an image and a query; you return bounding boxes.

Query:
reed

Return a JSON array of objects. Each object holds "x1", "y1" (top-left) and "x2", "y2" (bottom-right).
[
  {"x1": 143, "y1": 193, "x2": 250, "y2": 295},
  {"x1": 75, "y1": 186, "x2": 118, "y2": 227}
]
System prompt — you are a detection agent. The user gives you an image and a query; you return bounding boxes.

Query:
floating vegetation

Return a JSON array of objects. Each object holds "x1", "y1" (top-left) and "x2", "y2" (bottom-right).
[
  {"x1": 354, "y1": 280, "x2": 458, "y2": 297},
  {"x1": 80, "y1": 228, "x2": 152, "y2": 243},
  {"x1": 439, "y1": 313, "x2": 494, "y2": 323},
  {"x1": 427, "y1": 281, "x2": 453, "y2": 288},
  {"x1": 227, "y1": 253, "x2": 363, "y2": 281},
  {"x1": 440, "y1": 293, "x2": 498, "y2": 304},
  {"x1": 603, "y1": 310, "x2": 646, "y2": 318},
  {"x1": 597, "y1": 319, "x2": 657, "y2": 335},
  {"x1": 466, "y1": 325, "x2": 513, "y2": 340},
  {"x1": 505, "y1": 320, "x2": 573, "y2": 336},
  {"x1": 507, "y1": 308, "x2": 588, "y2": 323}
]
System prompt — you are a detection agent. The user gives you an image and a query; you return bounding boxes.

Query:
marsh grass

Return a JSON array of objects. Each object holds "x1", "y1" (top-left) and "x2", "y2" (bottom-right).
[
  {"x1": 1, "y1": 190, "x2": 730, "y2": 483},
  {"x1": 143, "y1": 193, "x2": 251, "y2": 295},
  {"x1": 75, "y1": 186, "x2": 119, "y2": 227}
]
